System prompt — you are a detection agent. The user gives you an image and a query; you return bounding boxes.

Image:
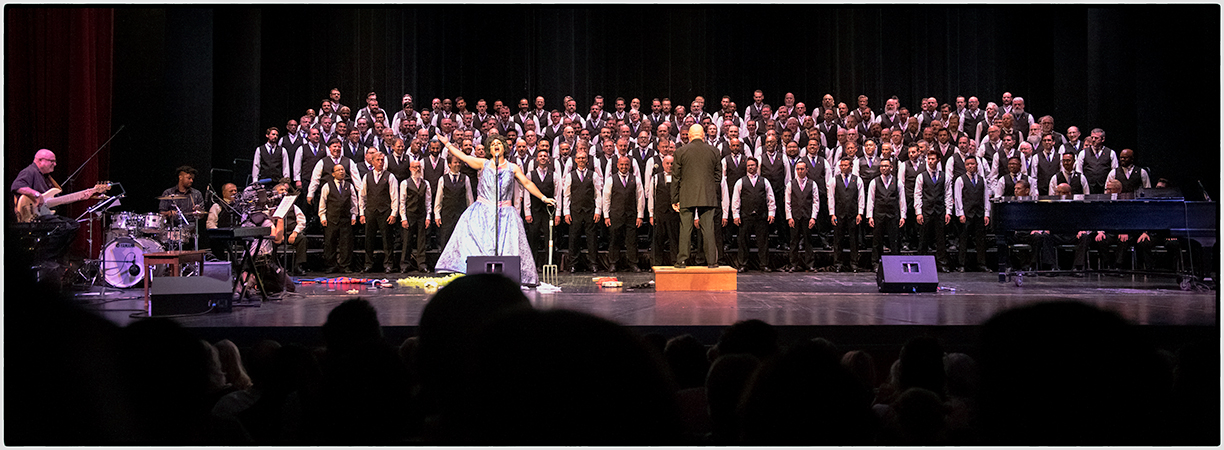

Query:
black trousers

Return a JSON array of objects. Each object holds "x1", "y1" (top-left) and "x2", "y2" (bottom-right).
[
  {"x1": 739, "y1": 214, "x2": 770, "y2": 269},
  {"x1": 833, "y1": 214, "x2": 859, "y2": 267},
  {"x1": 364, "y1": 209, "x2": 394, "y2": 269},
  {"x1": 568, "y1": 211, "x2": 599, "y2": 269},
  {"x1": 1115, "y1": 234, "x2": 1159, "y2": 270},
  {"x1": 871, "y1": 214, "x2": 901, "y2": 264},
  {"x1": 918, "y1": 211, "x2": 949, "y2": 267},
  {"x1": 903, "y1": 205, "x2": 919, "y2": 248},
  {"x1": 789, "y1": 217, "x2": 817, "y2": 268},
  {"x1": 526, "y1": 210, "x2": 551, "y2": 265},
  {"x1": 438, "y1": 212, "x2": 462, "y2": 251},
  {"x1": 400, "y1": 217, "x2": 428, "y2": 269},
  {"x1": 285, "y1": 228, "x2": 308, "y2": 268},
  {"x1": 958, "y1": 215, "x2": 987, "y2": 267},
  {"x1": 322, "y1": 214, "x2": 353, "y2": 270},
  {"x1": 679, "y1": 206, "x2": 718, "y2": 266},
  {"x1": 607, "y1": 217, "x2": 639, "y2": 268},
  {"x1": 652, "y1": 214, "x2": 680, "y2": 266}
]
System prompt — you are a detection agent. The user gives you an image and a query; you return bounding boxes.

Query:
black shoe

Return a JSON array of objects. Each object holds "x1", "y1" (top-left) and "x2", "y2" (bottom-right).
[
  {"x1": 400, "y1": 266, "x2": 411, "y2": 274},
  {"x1": 325, "y1": 266, "x2": 339, "y2": 274},
  {"x1": 419, "y1": 266, "x2": 430, "y2": 273},
  {"x1": 977, "y1": 265, "x2": 992, "y2": 273},
  {"x1": 362, "y1": 266, "x2": 374, "y2": 273},
  {"x1": 737, "y1": 266, "x2": 747, "y2": 273},
  {"x1": 570, "y1": 265, "x2": 578, "y2": 273},
  {"x1": 762, "y1": 266, "x2": 772, "y2": 273},
  {"x1": 871, "y1": 264, "x2": 880, "y2": 272},
  {"x1": 630, "y1": 266, "x2": 642, "y2": 273},
  {"x1": 957, "y1": 266, "x2": 966, "y2": 273},
  {"x1": 1072, "y1": 271, "x2": 1085, "y2": 278},
  {"x1": 783, "y1": 265, "x2": 794, "y2": 273},
  {"x1": 938, "y1": 266, "x2": 951, "y2": 273},
  {"x1": 707, "y1": 264, "x2": 719, "y2": 269},
  {"x1": 384, "y1": 266, "x2": 394, "y2": 274},
  {"x1": 850, "y1": 266, "x2": 859, "y2": 273},
  {"x1": 589, "y1": 266, "x2": 599, "y2": 273}
]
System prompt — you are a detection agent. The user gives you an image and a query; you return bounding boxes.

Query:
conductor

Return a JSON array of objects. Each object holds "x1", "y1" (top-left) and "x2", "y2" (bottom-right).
[{"x1": 671, "y1": 124, "x2": 722, "y2": 268}]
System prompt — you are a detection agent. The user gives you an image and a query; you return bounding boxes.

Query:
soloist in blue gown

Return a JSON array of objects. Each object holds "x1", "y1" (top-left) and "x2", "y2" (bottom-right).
[{"x1": 434, "y1": 159, "x2": 539, "y2": 285}]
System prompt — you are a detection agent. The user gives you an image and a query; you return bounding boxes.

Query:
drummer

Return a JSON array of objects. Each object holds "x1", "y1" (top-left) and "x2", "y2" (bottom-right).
[{"x1": 159, "y1": 165, "x2": 206, "y2": 226}]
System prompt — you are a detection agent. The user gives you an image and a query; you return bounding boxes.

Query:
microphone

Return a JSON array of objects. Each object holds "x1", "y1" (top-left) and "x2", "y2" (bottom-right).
[
  {"x1": 128, "y1": 259, "x2": 140, "y2": 277},
  {"x1": 252, "y1": 178, "x2": 275, "y2": 185}
]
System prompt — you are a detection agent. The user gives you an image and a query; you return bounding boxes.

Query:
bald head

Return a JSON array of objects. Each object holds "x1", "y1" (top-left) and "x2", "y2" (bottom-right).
[
  {"x1": 1054, "y1": 183, "x2": 1072, "y2": 196},
  {"x1": 688, "y1": 124, "x2": 705, "y2": 141},
  {"x1": 33, "y1": 149, "x2": 57, "y2": 174}
]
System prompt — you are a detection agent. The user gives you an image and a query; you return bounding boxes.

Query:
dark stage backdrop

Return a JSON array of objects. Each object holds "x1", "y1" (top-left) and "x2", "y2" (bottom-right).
[{"x1": 8, "y1": 5, "x2": 1220, "y2": 231}]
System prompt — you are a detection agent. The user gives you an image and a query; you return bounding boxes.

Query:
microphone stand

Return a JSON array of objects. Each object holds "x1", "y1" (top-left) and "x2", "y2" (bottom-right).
[{"x1": 61, "y1": 125, "x2": 125, "y2": 190}]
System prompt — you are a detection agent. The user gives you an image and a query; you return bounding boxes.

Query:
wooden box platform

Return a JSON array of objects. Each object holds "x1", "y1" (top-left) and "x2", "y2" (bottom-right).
[{"x1": 652, "y1": 265, "x2": 737, "y2": 291}]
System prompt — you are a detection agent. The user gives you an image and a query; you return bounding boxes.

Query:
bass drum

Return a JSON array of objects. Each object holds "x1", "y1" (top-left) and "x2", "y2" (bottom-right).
[{"x1": 100, "y1": 236, "x2": 165, "y2": 288}]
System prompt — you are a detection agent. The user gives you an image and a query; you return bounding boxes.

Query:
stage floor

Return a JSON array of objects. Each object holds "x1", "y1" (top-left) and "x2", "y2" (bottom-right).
[{"x1": 76, "y1": 271, "x2": 1217, "y2": 330}]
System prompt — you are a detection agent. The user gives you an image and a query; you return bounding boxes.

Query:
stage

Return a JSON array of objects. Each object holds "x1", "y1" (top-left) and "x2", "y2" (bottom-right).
[{"x1": 73, "y1": 270, "x2": 1217, "y2": 351}]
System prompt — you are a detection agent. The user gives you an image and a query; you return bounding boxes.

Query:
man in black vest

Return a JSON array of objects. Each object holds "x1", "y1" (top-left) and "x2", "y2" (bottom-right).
[
  {"x1": 1106, "y1": 149, "x2": 1151, "y2": 193},
  {"x1": 732, "y1": 157, "x2": 776, "y2": 272},
  {"x1": 896, "y1": 143, "x2": 925, "y2": 251},
  {"x1": 279, "y1": 119, "x2": 302, "y2": 156},
  {"x1": 385, "y1": 137, "x2": 412, "y2": 182},
  {"x1": 359, "y1": 152, "x2": 399, "y2": 273},
  {"x1": 525, "y1": 149, "x2": 559, "y2": 268},
  {"x1": 1049, "y1": 152, "x2": 1090, "y2": 196},
  {"x1": 307, "y1": 137, "x2": 360, "y2": 205},
  {"x1": 1032, "y1": 135, "x2": 1062, "y2": 194},
  {"x1": 252, "y1": 127, "x2": 289, "y2": 184},
  {"x1": 828, "y1": 156, "x2": 864, "y2": 272},
  {"x1": 913, "y1": 149, "x2": 952, "y2": 272},
  {"x1": 757, "y1": 135, "x2": 787, "y2": 250},
  {"x1": 319, "y1": 164, "x2": 358, "y2": 273},
  {"x1": 271, "y1": 182, "x2": 308, "y2": 274},
  {"x1": 867, "y1": 159, "x2": 906, "y2": 271},
  {"x1": 434, "y1": 154, "x2": 473, "y2": 251},
  {"x1": 564, "y1": 151, "x2": 603, "y2": 272},
  {"x1": 648, "y1": 155, "x2": 681, "y2": 266},
  {"x1": 602, "y1": 156, "x2": 644, "y2": 272},
  {"x1": 785, "y1": 160, "x2": 820, "y2": 272},
  {"x1": 398, "y1": 160, "x2": 432, "y2": 273},
  {"x1": 994, "y1": 156, "x2": 1029, "y2": 199},
  {"x1": 953, "y1": 155, "x2": 991, "y2": 272},
  {"x1": 1075, "y1": 130, "x2": 1118, "y2": 194},
  {"x1": 1061, "y1": 126, "x2": 1084, "y2": 156},
  {"x1": 801, "y1": 138, "x2": 832, "y2": 250}
]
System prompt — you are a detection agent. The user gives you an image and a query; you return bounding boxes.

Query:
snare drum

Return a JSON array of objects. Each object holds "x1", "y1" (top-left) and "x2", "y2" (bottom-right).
[
  {"x1": 100, "y1": 236, "x2": 165, "y2": 288},
  {"x1": 139, "y1": 213, "x2": 165, "y2": 234},
  {"x1": 109, "y1": 212, "x2": 139, "y2": 236}
]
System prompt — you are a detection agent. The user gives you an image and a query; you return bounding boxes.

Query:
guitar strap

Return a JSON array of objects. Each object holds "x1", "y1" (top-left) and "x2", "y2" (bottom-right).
[{"x1": 49, "y1": 176, "x2": 62, "y2": 190}]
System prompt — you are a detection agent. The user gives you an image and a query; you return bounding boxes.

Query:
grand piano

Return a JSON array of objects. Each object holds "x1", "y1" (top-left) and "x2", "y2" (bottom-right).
[{"x1": 992, "y1": 193, "x2": 1216, "y2": 288}]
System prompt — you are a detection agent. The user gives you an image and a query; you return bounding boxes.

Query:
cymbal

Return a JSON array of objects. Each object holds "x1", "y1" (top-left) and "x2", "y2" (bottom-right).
[
  {"x1": 157, "y1": 194, "x2": 187, "y2": 200},
  {"x1": 186, "y1": 211, "x2": 210, "y2": 217}
]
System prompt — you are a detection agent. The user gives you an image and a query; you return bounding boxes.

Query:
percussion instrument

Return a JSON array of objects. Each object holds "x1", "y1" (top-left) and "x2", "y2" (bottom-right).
[
  {"x1": 100, "y1": 236, "x2": 165, "y2": 288},
  {"x1": 138, "y1": 213, "x2": 165, "y2": 234}
]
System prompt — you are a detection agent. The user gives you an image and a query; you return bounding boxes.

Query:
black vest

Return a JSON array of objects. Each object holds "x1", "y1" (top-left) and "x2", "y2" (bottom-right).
[
  {"x1": 569, "y1": 169, "x2": 597, "y2": 216},
  {"x1": 902, "y1": 159, "x2": 923, "y2": 202},
  {"x1": 607, "y1": 173, "x2": 637, "y2": 219},
  {"x1": 422, "y1": 155, "x2": 447, "y2": 195},
  {"x1": 282, "y1": 205, "x2": 297, "y2": 236},
  {"x1": 999, "y1": 173, "x2": 1027, "y2": 198},
  {"x1": 1055, "y1": 172, "x2": 1085, "y2": 195},
  {"x1": 724, "y1": 154, "x2": 748, "y2": 185},
  {"x1": 325, "y1": 179, "x2": 353, "y2": 222},
  {"x1": 1034, "y1": 152, "x2": 1062, "y2": 191},
  {"x1": 529, "y1": 169, "x2": 554, "y2": 216},
  {"x1": 873, "y1": 176, "x2": 901, "y2": 218},
  {"x1": 298, "y1": 143, "x2": 326, "y2": 184},
  {"x1": 402, "y1": 177, "x2": 428, "y2": 221},
  {"x1": 461, "y1": 164, "x2": 480, "y2": 194},
  {"x1": 961, "y1": 110, "x2": 984, "y2": 138},
  {"x1": 1081, "y1": 148, "x2": 1113, "y2": 186},
  {"x1": 363, "y1": 171, "x2": 392, "y2": 216},
  {"x1": 319, "y1": 156, "x2": 354, "y2": 187},
  {"x1": 1114, "y1": 167, "x2": 1144, "y2": 193},
  {"x1": 819, "y1": 123, "x2": 839, "y2": 150},
  {"x1": 790, "y1": 178, "x2": 815, "y2": 221},
  {"x1": 920, "y1": 170, "x2": 946, "y2": 216},
  {"x1": 960, "y1": 174, "x2": 986, "y2": 218},
  {"x1": 833, "y1": 174, "x2": 860, "y2": 218},
  {"x1": 857, "y1": 156, "x2": 881, "y2": 184},
  {"x1": 947, "y1": 152, "x2": 968, "y2": 181},
  {"x1": 879, "y1": 114, "x2": 900, "y2": 132},
  {"x1": 653, "y1": 173, "x2": 677, "y2": 219},
  {"x1": 257, "y1": 144, "x2": 285, "y2": 181},
  {"x1": 758, "y1": 152, "x2": 786, "y2": 191},
  {"x1": 386, "y1": 152, "x2": 412, "y2": 182},
  {"x1": 440, "y1": 172, "x2": 469, "y2": 219},
  {"x1": 740, "y1": 176, "x2": 769, "y2": 218}
]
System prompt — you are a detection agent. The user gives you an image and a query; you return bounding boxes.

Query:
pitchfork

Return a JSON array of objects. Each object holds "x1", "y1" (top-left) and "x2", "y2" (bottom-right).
[{"x1": 541, "y1": 203, "x2": 559, "y2": 285}]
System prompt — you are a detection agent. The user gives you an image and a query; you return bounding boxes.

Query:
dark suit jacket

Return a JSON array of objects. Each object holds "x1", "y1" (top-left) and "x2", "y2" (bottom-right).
[{"x1": 672, "y1": 138, "x2": 722, "y2": 208}]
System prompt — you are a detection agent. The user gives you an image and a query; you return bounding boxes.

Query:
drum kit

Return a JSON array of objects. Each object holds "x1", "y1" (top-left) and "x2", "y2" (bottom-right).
[{"x1": 93, "y1": 194, "x2": 208, "y2": 288}]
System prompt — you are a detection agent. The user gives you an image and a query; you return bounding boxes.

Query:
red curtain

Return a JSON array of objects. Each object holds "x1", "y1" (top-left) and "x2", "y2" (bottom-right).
[{"x1": 6, "y1": 8, "x2": 114, "y2": 257}]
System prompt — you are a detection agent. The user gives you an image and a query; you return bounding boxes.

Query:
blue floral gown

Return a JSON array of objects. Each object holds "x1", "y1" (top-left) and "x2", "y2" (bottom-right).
[{"x1": 434, "y1": 159, "x2": 538, "y2": 284}]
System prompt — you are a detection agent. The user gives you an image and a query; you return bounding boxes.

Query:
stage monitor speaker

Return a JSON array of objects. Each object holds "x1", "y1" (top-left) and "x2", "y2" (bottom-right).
[
  {"x1": 201, "y1": 261, "x2": 233, "y2": 283},
  {"x1": 149, "y1": 276, "x2": 232, "y2": 316},
  {"x1": 877, "y1": 255, "x2": 939, "y2": 293},
  {"x1": 467, "y1": 256, "x2": 522, "y2": 285}
]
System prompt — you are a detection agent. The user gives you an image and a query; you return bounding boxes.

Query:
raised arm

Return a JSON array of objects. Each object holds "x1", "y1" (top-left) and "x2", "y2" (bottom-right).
[{"x1": 437, "y1": 135, "x2": 485, "y2": 170}]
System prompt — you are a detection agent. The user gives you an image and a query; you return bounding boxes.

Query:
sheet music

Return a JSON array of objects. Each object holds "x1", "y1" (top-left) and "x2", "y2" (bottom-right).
[{"x1": 273, "y1": 195, "x2": 297, "y2": 218}]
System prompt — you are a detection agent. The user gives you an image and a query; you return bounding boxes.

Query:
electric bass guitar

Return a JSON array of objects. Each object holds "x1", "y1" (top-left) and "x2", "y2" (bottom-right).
[{"x1": 14, "y1": 182, "x2": 113, "y2": 223}]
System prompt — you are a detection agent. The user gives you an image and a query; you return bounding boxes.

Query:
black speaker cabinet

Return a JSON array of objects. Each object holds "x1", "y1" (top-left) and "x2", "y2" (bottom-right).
[
  {"x1": 149, "y1": 276, "x2": 233, "y2": 316},
  {"x1": 466, "y1": 256, "x2": 522, "y2": 285},
  {"x1": 877, "y1": 255, "x2": 939, "y2": 293}
]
